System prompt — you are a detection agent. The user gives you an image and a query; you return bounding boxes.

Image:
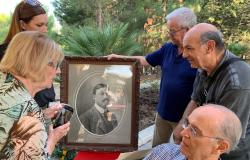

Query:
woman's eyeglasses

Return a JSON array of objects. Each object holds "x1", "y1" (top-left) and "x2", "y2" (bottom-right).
[
  {"x1": 48, "y1": 61, "x2": 61, "y2": 70},
  {"x1": 167, "y1": 28, "x2": 186, "y2": 35}
]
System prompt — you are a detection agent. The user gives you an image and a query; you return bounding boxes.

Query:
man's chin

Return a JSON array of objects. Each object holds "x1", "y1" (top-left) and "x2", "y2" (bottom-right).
[
  {"x1": 171, "y1": 40, "x2": 179, "y2": 46},
  {"x1": 46, "y1": 83, "x2": 52, "y2": 89},
  {"x1": 180, "y1": 142, "x2": 190, "y2": 157},
  {"x1": 190, "y1": 63, "x2": 198, "y2": 68},
  {"x1": 100, "y1": 103, "x2": 108, "y2": 109},
  {"x1": 103, "y1": 100, "x2": 109, "y2": 105}
]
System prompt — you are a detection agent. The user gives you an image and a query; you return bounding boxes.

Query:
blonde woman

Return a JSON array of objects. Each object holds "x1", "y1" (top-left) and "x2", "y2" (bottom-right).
[
  {"x1": 0, "y1": 31, "x2": 70, "y2": 159},
  {"x1": 0, "y1": 0, "x2": 54, "y2": 108}
]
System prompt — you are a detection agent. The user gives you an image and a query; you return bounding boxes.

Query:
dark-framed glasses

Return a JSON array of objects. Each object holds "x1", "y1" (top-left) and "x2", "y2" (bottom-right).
[
  {"x1": 48, "y1": 61, "x2": 61, "y2": 70},
  {"x1": 23, "y1": 0, "x2": 42, "y2": 6},
  {"x1": 182, "y1": 118, "x2": 223, "y2": 140},
  {"x1": 167, "y1": 28, "x2": 186, "y2": 35}
]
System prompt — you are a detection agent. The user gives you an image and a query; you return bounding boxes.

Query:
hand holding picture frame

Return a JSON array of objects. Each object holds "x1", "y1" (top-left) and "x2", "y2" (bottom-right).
[{"x1": 60, "y1": 56, "x2": 140, "y2": 152}]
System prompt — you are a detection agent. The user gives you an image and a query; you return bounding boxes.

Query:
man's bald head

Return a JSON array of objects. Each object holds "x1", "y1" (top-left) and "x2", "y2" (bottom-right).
[
  {"x1": 191, "y1": 104, "x2": 242, "y2": 152},
  {"x1": 187, "y1": 23, "x2": 218, "y2": 35},
  {"x1": 185, "y1": 23, "x2": 225, "y2": 52}
]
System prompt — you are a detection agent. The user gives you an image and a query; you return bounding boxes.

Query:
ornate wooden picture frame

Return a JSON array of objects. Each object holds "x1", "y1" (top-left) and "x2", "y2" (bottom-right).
[{"x1": 60, "y1": 56, "x2": 140, "y2": 152}]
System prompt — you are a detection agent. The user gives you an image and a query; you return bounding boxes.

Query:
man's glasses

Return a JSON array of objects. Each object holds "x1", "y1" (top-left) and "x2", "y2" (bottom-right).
[
  {"x1": 182, "y1": 118, "x2": 223, "y2": 140},
  {"x1": 24, "y1": 0, "x2": 42, "y2": 6},
  {"x1": 48, "y1": 61, "x2": 61, "y2": 70},
  {"x1": 167, "y1": 28, "x2": 186, "y2": 35}
]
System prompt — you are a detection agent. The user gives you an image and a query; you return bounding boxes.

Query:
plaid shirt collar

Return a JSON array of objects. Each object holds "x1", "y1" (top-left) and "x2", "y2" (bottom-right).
[{"x1": 144, "y1": 143, "x2": 222, "y2": 160}]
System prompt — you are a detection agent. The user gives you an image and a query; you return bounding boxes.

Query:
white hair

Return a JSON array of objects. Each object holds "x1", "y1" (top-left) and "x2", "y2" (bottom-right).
[
  {"x1": 165, "y1": 7, "x2": 197, "y2": 28},
  {"x1": 202, "y1": 104, "x2": 242, "y2": 152}
]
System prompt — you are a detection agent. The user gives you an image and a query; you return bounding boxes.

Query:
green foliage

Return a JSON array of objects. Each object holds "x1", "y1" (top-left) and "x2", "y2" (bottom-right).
[
  {"x1": 63, "y1": 23, "x2": 142, "y2": 56},
  {"x1": 53, "y1": 0, "x2": 88, "y2": 26},
  {"x1": 167, "y1": 0, "x2": 203, "y2": 13},
  {"x1": 140, "y1": 21, "x2": 168, "y2": 54},
  {"x1": 166, "y1": 0, "x2": 250, "y2": 55},
  {"x1": 107, "y1": 0, "x2": 165, "y2": 33},
  {"x1": 53, "y1": 0, "x2": 169, "y2": 55},
  {"x1": 197, "y1": 0, "x2": 250, "y2": 43},
  {"x1": 0, "y1": 14, "x2": 10, "y2": 43},
  {"x1": 240, "y1": 32, "x2": 250, "y2": 45},
  {"x1": 51, "y1": 145, "x2": 77, "y2": 160},
  {"x1": 228, "y1": 43, "x2": 249, "y2": 56},
  {"x1": 151, "y1": 79, "x2": 160, "y2": 91},
  {"x1": 47, "y1": 15, "x2": 60, "y2": 41},
  {"x1": 53, "y1": 0, "x2": 160, "y2": 29},
  {"x1": 136, "y1": 0, "x2": 169, "y2": 54}
]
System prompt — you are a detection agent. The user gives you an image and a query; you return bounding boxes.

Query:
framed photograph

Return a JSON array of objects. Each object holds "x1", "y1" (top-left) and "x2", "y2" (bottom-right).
[{"x1": 60, "y1": 56, "x2": 140, "y2": 152}]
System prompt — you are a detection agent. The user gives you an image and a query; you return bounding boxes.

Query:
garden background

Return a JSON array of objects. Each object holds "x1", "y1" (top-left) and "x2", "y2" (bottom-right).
[{"x1": 0, "y1": 0, "x2": 250, "y2": 159}]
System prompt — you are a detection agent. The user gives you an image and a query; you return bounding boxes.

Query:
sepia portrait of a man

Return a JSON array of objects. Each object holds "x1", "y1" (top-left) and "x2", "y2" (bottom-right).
[{"x1": 78, "y1": 83, "x2": 118, "y2": 135}]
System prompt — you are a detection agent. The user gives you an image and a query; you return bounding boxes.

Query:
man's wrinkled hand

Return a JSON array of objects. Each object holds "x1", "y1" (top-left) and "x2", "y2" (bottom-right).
[
  {"x1": 173, "y1": 123, "x2": 183, "y2": 144},
  {"x1": 106, "y1": 54, "x2": 122, "y2": 60}
]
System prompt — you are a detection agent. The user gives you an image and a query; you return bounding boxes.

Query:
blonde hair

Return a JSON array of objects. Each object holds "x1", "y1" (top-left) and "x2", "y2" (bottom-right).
[{"x1": 0, "y1": 31, "x2": 64, "y2": 82}]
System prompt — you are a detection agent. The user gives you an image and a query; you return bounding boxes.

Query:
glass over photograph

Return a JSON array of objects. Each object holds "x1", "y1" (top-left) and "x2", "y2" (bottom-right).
[
  {"x1": 76, "y1": 72, "x2": 128, "y2": 135},
  {"x1": 60, "y1": 56, "x2": 139, "y2": 151}
]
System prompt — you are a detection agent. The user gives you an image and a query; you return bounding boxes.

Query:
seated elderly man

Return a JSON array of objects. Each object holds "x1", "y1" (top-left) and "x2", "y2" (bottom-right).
[{"x1": 144, "y1": 104, "x2": 242, "y2": 160}]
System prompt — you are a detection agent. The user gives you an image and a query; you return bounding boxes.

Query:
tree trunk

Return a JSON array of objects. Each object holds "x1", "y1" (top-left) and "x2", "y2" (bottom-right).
[
  {"x1": 162, "y1": 0, "x2": 168, "y2": 22},
  {"x1": 96, "y1": 1, "x2": 103, "y2": 29}
]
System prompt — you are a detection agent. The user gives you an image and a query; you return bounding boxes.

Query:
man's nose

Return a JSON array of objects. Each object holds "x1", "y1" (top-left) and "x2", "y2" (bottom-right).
[
  {"x1": 104, "y1": 92, "x2": 109, "y2": 98},
  {"x1": 182, "y1": 49, "x2": 188, "y2": 58},
  {"x1": 180, "y1": 127, "x2": 190, "y2": 138}
]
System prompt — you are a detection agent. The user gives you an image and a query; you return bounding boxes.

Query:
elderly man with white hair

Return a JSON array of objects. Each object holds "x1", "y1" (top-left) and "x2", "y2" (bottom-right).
[{"x1": 108, "y1": 7, "x2": 197, "y2": 147}]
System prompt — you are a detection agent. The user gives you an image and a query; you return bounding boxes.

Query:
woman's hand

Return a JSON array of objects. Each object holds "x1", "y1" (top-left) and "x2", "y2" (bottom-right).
[
  {"x1": 42, "y1": 103, "x2": 63, "y2": 119},
  {"x1": 47, "y1": 122, "x2": 70, "y2": 155}
]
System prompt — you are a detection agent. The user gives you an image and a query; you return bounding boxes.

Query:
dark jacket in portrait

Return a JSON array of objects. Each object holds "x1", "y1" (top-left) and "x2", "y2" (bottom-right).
[{"x1": 79, "y1": 107, "x2": 118, "y2": 135}]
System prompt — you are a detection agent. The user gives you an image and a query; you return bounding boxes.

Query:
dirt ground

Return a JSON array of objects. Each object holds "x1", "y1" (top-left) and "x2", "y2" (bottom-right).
[
  {"x1": 138, "y1": 86, "x2": 158, "y2": 131},
  {"x1": 138, "y1": 71, "x2": 160, "y2": 131}
]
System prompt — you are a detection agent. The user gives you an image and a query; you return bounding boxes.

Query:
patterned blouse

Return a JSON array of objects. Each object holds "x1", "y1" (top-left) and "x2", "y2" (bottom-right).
[{"x1": 0, "y1": 74, "x2": 49, "y2": 159}]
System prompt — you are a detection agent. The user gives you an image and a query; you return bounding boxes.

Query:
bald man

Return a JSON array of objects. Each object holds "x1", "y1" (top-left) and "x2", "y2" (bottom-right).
[
  {"x1": 172, "y1": 23, "x2": 250, "y2": 160},
  {"x1": 144, "y1": 104, "x2": 242, "y2": 160}
]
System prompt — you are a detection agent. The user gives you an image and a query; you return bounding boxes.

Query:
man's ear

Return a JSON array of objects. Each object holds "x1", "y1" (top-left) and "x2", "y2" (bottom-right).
[
  {"x1": 217, "y1": 140, "x2": 230, "y2": 154},
  {"x1": 184, "y1": 27, "x2": 190, "y2": 33},
  {"x1": 206, "y1": 40, "x2": 216, "y2": 54}
]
